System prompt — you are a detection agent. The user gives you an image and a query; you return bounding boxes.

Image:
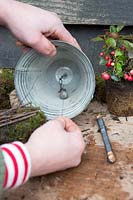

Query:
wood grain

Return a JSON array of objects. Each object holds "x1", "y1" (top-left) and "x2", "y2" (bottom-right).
[{"x1": 18, "y1": 0, "x2": 133, "y2": 25}]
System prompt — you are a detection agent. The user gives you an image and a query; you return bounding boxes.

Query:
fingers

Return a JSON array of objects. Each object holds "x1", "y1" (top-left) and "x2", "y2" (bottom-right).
[
  {"x1": 69, "y1": 130, "x2": 85, "y2": 155},
  {"x1": 16, "y1": 41, "x2": 24, "y2": 46},
  {"x1": 53, "y1": 25, "x2": 81, "y2": 50},
  {"x1": 16, "y1": 41, "x2": 30, "y2": 54},
  {"x1": 17, "y1": 34, "x2": 57, "y2": 56},
  {"x1": 16, "y1": 33, "x2": 56, "y2": 56},
  {"x1": 54, "y1": 116, "x2": 85, "y2": 154},
  {"x1": 56, "y1": 116, "x2": 81, "y2": 132},
  {"x1": 16, "y1": 26, "x2": 81, "y2": 56},
  {"x1": 30, "y1": 33, "x2": 57, "y2": 56}
]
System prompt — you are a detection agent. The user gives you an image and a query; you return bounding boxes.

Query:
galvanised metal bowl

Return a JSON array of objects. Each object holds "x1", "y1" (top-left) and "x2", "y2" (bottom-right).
[{"x1": 15, "y1": 40, "x2": 95, "y2": 119}]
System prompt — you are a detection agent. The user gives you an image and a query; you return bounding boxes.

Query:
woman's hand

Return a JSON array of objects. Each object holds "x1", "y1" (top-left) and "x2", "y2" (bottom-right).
[
  {"x1": 25, "y1": 117, "x2": 85, "y2": 177},
  {"x1": 0, "y1": 0, "x2": 80, "y2": 56}
]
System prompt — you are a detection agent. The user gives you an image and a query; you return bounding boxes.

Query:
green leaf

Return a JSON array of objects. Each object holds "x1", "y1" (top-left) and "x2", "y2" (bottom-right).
[
  {"x1": 111, "y1": 75, "x2": 120, "y2": 81},
  {"x1": 128, "y1": 42, "x2": 133, "y2": 48},
  {"x1": 116, "y1": 25, "x2": 125, "y2": 33},
  {"x1": 103, "y1": 46, "x2": 109, "y2": 54},
  {"x1": 121, "y1": 34, "x2": 133, "y2": 40},
  {"x1": 118, "y1": 58, "x2": 125, "y2": 65},
  {"x1": 117, "y1": 71, "x2": 123, "y2": 78},
  {"x1": 99, "y1": 57, "x2": 107, "y2": 65},
  {"x1": 115, "y1": 49, "x2": 124, "y2": 57},
  {"x1": 105, "y1": 38, "x2": 116, "y2": 48},
  {"x1": 115, "y1": 62, "x2": 124, "y2": 77},
  {"x1": 110, "y1": 25, "x2": 117, "y2": 33},
  {"x1": 116, "y1": 62, "x2": 123, "y2": 70},
  {"x1": 120, "y1": 40, "x2": 133, "y2": 50},
  {"x1": 91, "y1": 37, "x2": 104, "y2": 42}
]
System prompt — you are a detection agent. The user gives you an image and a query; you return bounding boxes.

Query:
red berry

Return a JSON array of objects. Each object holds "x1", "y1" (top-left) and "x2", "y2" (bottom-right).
[
  {"x1": 100, "y1": 52, "x2": 104, "y2": 57},
  {"x1": 101, "y1": 72, "x2": 110, "y2": 80},
  {"x1": 106, "y1": 61, "x2": 111, "y2": 67},
  {"x1": 130, "y1": 69, "x2": 133, "y2": 76},
  {"x1": 105, "y1": 55, "x2": 110, "y2": 60},
  {"x1": 127, "y1": 76, "x2": 133, "y2": 81},
  {"x1": 124, "y1": 74, "x2": 129, "y2": 80},
  {"x1": 110, "y1": 51, "x2": 115, "y2": 56},
  {"x1": 121, "y1": 46, "x2": 126, "y2": 51}
]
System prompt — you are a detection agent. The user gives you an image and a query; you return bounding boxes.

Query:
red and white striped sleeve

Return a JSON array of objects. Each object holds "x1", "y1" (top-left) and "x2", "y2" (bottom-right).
[{"x1": 0, "y1": 141, "x2": 31, "y2": 190}]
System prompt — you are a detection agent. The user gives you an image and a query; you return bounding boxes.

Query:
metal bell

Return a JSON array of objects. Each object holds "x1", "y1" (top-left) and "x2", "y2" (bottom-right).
[
  {"x1": 15, "y1": 40, "x2": 95, "y2": 119},
  {"x1": 59, "y1": 88, "x2": 68, "y2": 100}
]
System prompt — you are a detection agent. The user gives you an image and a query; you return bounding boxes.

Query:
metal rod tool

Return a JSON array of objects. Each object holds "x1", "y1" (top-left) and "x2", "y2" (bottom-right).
[{"x1": 97, "y1": 115, "x2": 116, "y2": 164}]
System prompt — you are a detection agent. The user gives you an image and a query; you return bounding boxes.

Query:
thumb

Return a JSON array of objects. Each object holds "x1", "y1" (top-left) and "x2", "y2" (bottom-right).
[
  {"x1": 30, "y1": 33, "x2": 57, "y2": 56},
  {"x1": 56, "y1": 116, "x2": 81, "y2": 132},
  {"x1": 53, "y1": 25, "x2": 81, "y2": 50}
]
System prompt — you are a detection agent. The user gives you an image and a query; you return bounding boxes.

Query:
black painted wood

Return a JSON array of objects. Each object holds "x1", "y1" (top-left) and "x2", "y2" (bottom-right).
[
  {"x1": 0, "y1": 25, "x2": 133, "y2": 73},
  {"x1": 0, "y1": 28, "x2": 22, "y2": 68},
  {"x1": 19, "y1": 0, "x2": 133, "y2": 25}
]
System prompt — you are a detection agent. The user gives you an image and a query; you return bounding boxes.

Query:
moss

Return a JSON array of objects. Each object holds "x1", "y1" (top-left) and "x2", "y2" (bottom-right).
[
  {"x1": 94, "y1": 75, "x2": 106, "y2": 102},
  {"x1": 0, "y1": 69, "x2": 14, "y2": 109},
  {"x1": 0, "y1": 107, "x2": 46, "y2": 144},
  {"x1": 0, "y1": 70, "x2": 47, "y2": 143}
]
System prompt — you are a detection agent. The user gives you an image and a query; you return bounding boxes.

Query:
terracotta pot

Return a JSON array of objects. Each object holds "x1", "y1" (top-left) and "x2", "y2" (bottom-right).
[{"x1": 106, "y1": 80, "x2": 133, "y2": 116}]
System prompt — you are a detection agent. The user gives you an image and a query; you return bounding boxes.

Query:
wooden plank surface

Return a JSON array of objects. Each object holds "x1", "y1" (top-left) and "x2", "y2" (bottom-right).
[
  {"x1": 0, "y1": 25, "x2": 133, "y2": 72},
  {"x1": 2, "y1": 102, "x2": 133, "y2": 199},
  {"x1": 18, "y1": 0, "x2": 133, "y2": 25}
]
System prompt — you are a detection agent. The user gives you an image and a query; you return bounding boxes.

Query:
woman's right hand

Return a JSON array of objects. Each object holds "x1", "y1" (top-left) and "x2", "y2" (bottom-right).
[{"x1": 25, "y1": 117, "x2": 85, "y2": 177}]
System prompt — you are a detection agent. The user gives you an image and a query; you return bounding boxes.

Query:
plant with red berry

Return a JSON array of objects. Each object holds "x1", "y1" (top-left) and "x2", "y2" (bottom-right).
[{"x1": 92, "y1": 25, "x2": 133, "y2": 82}]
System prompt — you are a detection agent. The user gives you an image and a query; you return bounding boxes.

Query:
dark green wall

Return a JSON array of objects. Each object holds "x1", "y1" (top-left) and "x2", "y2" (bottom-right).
[
  {"x1": 0, "y1": 0, "x2": 133, "y2": 72},
  {"x1": 0, "y1": 25, "x2": 133, "y2": 73}
]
